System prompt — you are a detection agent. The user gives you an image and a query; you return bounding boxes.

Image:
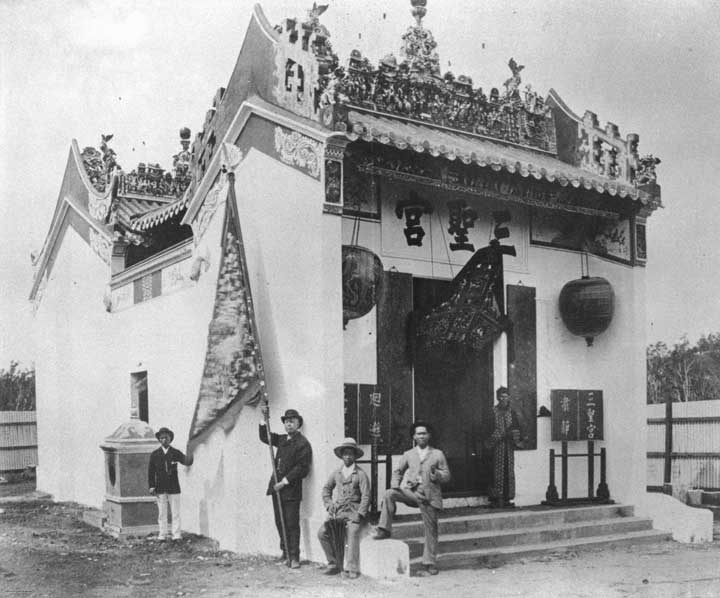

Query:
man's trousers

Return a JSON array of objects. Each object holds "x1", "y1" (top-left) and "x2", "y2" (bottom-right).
[
  {"x1": 318, "y1": 517, "x2": 362, "y2": 573},
  {"x1": 156, "y1": 493, "x2": 181, "y2": 539},
  {"x1": 378, "y1": 488, "x2": 439, "y2": 565},
  {"x1": 271, "y1": 494, "x2": 301, "y2": 560}
]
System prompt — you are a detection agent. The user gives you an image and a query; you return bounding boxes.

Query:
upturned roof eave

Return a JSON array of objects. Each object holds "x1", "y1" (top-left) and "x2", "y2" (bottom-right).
[{"x1": 29, "y1": 141, "x2": 114, "y2": 300}]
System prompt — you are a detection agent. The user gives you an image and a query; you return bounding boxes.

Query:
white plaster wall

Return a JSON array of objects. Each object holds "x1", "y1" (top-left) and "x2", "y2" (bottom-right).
[
  {"x1": 35, "y1": 150, "x2": 344, "y2": 560},
  {"x1": 33, "y1": 225, "x2": 119, "y2": 507},
  {"x1": 181, "y1": 149, "x2": 344, "y2": 559},
  {"x1": 33, "y1": 222, "x2": 219, "y2": 508},
  {"x1": 514, "y1": 246, "x2": 647, "y2": 507}
]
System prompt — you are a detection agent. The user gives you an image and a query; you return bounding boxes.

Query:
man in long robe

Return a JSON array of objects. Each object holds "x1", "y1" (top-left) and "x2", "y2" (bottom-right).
[{"x1": 488, "y1": 386, "x2": 522, "y2": 508}]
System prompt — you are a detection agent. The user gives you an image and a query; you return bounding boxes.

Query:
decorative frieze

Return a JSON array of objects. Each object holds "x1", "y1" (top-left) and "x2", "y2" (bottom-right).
[
  {"x1": 530, "y1": 210, "x2": 631, "y2": 264},
  {"x1": 111, "y1": 283, "x2": 133, "y2": 312},
  {"x1": 193, "y1": 177, "x2": 228, "y2": 242},
  {"x1": 323, "y1": 138, "x2": 347, "y2": 210},
  {"x1": 89, "y1": 228, "x2": 112, "y2": 265},
  {"x1": 274, "y1": 127, "x2": 322, "y2": 178},
  {"x1": 634, "y1": 217, "x2": 647, "y2": 264},
  {"x1": 88, "y1": 193, "x2": 112, "y2": 223},
  {"x1": 161, "y1": 259, "x2": 191, "y2": 294},
  {"x1": 220, "y1": 142, "x2": 245, "y2": 172},
  {"x1": 109, "y1": 243, "x2": 193, "y2": 311},
  {"x1": 324, "y1": 159, "x2": 342, "y2": 205}
]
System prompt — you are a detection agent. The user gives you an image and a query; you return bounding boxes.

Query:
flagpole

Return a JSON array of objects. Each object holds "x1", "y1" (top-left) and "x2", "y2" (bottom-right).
[
  {"x1": 263, "y1": 401, "x2": 291, "y2": 568},
  {"x1": 222, "y1": 168, "x2": 289, "y2": 566}
]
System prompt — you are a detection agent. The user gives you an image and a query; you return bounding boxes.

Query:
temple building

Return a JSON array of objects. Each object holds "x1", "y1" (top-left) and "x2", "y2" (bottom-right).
[{"x1": 30, "y1": 1, "x2": 670, "y2": 561}]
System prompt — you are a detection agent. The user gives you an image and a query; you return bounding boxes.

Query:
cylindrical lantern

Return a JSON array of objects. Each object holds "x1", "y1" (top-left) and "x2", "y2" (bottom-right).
[
  {"x1": 342, "y1": 245, "x2": 384, "y2": 326},
  {"x1": 559, "y1": 276, "x2": 615, "y2": 346}
]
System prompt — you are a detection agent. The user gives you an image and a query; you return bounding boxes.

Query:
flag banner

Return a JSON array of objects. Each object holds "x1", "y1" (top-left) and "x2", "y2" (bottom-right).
[{"x1": 188, "y1": 175, "x2": 267, "y2": 445}]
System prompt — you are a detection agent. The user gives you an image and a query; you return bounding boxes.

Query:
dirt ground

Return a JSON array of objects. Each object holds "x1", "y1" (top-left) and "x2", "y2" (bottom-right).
[{"x1": 2, "y1": 482, "x2": 720, "y2": 598}]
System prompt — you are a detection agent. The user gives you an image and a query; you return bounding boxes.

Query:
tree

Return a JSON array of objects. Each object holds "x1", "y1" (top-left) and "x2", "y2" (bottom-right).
[
  {"x1": 0, "y1": 362, "x2": 36, "y2": 411},
  {"x1": 647, "y1": 334, "x2": 720, "y2": 403}
]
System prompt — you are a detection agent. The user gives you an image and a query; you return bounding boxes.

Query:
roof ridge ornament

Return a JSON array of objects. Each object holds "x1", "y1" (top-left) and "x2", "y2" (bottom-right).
[
  {"x1": 411, "y1": 0, "x2": 428, "y2": 25},
  {"x1": 305, "y1": 2, "x2": 329, "y2": 33},
  {"x1": 402, "y1": 0, "x2": 440, "y2": 78}
]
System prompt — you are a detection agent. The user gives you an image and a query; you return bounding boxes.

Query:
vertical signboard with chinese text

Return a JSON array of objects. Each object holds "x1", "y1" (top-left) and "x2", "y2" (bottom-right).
[{"x1": 551, "y1": 389, "x2": 603, "y2": 441}]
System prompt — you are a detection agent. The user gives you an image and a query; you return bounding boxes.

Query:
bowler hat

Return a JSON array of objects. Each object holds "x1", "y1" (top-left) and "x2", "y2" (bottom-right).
[
  {"x1": 280, "y1": 409, "x2": 303, "y2": 428},
  {"x1": 155, "y1": 427, "x2": 174, "y2": 442},
  {"x1": 333, "y1": 438, "x2": 364, "y2": 460}
]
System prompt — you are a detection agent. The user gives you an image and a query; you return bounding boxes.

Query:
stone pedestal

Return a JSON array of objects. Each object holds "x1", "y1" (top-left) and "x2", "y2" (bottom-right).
[
  {"x1": 358, "y1": 536, "x2": 410, "y2": 579},
  {"x1": 100, "y1": 419, "x2": 158, "y2": 538}
]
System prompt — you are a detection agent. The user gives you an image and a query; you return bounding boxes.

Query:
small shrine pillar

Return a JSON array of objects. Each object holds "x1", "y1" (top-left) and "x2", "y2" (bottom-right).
[{"x1": 100, "y1": 418, "x2": 158, "y2": 537}]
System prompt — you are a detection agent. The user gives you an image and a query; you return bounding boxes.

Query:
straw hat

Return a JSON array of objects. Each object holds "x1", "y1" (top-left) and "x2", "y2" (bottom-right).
[{"x1": 333, "y1": 438, "x2": 364, "y2": 459}]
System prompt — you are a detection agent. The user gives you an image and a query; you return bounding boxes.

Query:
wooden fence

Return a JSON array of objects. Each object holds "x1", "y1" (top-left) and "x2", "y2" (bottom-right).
[
  {"x1": 0, "y1": 411, "x2": 37, "y2": 473},
  {"x1": 647, "y1": 399, "x2": 720, "y2": 492}
]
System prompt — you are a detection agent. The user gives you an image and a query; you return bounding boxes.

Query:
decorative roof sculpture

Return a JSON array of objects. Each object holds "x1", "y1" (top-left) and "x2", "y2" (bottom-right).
[
  {"x1": 319, "y1": 1, "x2": 557, "y2": 153},
  {"x1": 78, "y1": 130, "x2": 194, "y2": 248}
]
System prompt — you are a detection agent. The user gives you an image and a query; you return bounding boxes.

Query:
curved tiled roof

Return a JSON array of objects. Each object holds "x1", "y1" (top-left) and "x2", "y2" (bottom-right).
[
  {"x1": 121, "y1": 194, "x2": 190, "y2": 231},
  {"x1": 345, "y1": 110, "x2": 656, "y2": 207}
]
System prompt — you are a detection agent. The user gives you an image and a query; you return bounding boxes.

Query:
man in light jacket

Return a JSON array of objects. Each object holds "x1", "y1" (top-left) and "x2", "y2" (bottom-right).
[
  {"x1": 373, "y1": 421, "x2": 451, "y2": 576},
  {"x1": 317, "y1": 438, "x2": 370, "y2": 579}
]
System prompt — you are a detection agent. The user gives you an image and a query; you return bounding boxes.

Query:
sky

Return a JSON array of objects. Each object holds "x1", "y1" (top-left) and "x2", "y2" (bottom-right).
[{"x1": 1, "y1": 0, "x2": 719, "y2": 368}]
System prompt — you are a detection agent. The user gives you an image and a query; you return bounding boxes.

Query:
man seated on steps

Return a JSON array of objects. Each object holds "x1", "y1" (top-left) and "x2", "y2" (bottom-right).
[
  {"x1": 317, "y1": 438, "x2": 370, "y2": 580},
  {"x1": 372, "y1": 421, "x2": 451, "y2": 576}
]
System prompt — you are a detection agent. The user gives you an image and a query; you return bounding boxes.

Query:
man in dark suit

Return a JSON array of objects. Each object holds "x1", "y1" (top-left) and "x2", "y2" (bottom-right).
[
  {"x1": 259, "y1": 405, "x2": 312, "y2": 569},
  {"x1": 148, "y1": 427, "x2": 189, "y2": 541},
  {"x1": 373, "y1": 421, "x2": 451, "y2": 576}
]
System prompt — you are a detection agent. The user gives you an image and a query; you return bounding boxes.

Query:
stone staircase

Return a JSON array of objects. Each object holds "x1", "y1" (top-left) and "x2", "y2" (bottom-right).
[{"x1": 391, "y1": 504, "x2": 671, "y2": 570}]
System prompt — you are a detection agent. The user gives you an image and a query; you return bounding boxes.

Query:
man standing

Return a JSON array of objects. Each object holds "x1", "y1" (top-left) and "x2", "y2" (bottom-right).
[
  {"x1": 148, "y1": 427, "x2": 188, "y2": 541},
  {"x1": 259, "y1": 405, "x2": 312, "y2": 569},
  {"x1": 317, "y1": 438, "x2": 370, "y2": 579},
  {"x1": 488, "y1": 386, "x2": 523, "y2": 508},
  {"x1": 373, "y1": 421, "x2": 450, "y2": 577}
]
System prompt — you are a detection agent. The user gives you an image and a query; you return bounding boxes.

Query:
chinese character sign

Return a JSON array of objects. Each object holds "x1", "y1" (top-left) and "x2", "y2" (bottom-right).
[{"x1": 551, "y1": 389, "x2": 604, "y2": 441}]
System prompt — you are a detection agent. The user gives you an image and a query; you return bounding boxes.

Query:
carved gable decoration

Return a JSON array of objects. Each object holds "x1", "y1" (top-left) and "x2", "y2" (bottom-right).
[
  {"x1": 89, "y1": 229, "x2": 113, "y2": 265},
  {"x1": 272, "y1": 8, "x2": 337, "y2": 121},
  {"x1": 274, "y1": 126, "x2": 322, "y2": 178}
]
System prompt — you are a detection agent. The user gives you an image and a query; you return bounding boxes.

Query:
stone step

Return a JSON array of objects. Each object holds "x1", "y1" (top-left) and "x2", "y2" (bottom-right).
[
  {"x1": 404, "y1": 516, "x2": 654, "y2": 557},
  {"x1": 411, "y1": 529, "x2": 672, "y2": 570},
  {"x1": 391, "y1": 504, "x2": 635, "y2": 539}
]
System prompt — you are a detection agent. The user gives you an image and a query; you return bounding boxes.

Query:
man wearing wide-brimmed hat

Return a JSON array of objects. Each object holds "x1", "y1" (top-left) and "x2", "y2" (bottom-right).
[
  {"x1": 259, "y1": 406, "x2": 312, "y2": 569},
  {"x1": 148, "y1": 427, "x2": 189, "y2": 541},
  {"x1": 317, "y1": 438, "x2": 370, "y2": 579}
]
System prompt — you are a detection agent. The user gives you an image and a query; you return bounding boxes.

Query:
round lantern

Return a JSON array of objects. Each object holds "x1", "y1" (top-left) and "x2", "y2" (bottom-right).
[
  {"x1": 342, "y1": 245, "x2": 384, "y2": 326},
  {"x1": 558, "y1": 276, "x2": 615, "y2": 346}
]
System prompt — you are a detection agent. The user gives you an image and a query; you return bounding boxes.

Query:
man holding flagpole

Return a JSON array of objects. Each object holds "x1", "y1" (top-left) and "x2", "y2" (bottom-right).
[{"x1": 259, "y1": 404, "x2": 312, "y2": 569}]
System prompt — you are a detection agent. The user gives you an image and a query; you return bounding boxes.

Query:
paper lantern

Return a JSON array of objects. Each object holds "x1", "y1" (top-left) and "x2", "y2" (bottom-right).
[
  {"x1": 342, "y1": 245, "x2": 384, "y2": 326},
  {"x1": 559, "y1": 276, "x2": 615, "y2": 346}
]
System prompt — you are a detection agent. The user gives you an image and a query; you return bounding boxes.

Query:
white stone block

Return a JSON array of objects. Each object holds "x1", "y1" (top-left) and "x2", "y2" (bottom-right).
[
  {"x1": 358, "y1": 536, "x2": 410, "y2": 579},
  {"x1": 637, "y1": 491, "x2": 713, "y2": 543}
]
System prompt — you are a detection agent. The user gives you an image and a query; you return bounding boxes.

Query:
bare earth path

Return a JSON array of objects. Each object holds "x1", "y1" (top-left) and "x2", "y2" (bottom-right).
[{"x1": 1, "y1": 488, "x2": 720, "y2": 598}]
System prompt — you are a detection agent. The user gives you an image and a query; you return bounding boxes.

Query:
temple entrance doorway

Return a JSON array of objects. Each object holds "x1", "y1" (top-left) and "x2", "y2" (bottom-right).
[{"x1": 412, "y1": 277, "x2": 495, "y2": 496}]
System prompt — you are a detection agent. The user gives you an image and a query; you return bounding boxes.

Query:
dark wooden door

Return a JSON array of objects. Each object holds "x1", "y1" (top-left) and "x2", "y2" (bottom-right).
[{"x1": 412, "y1": 278, "x2": 494, "y2": 495}]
